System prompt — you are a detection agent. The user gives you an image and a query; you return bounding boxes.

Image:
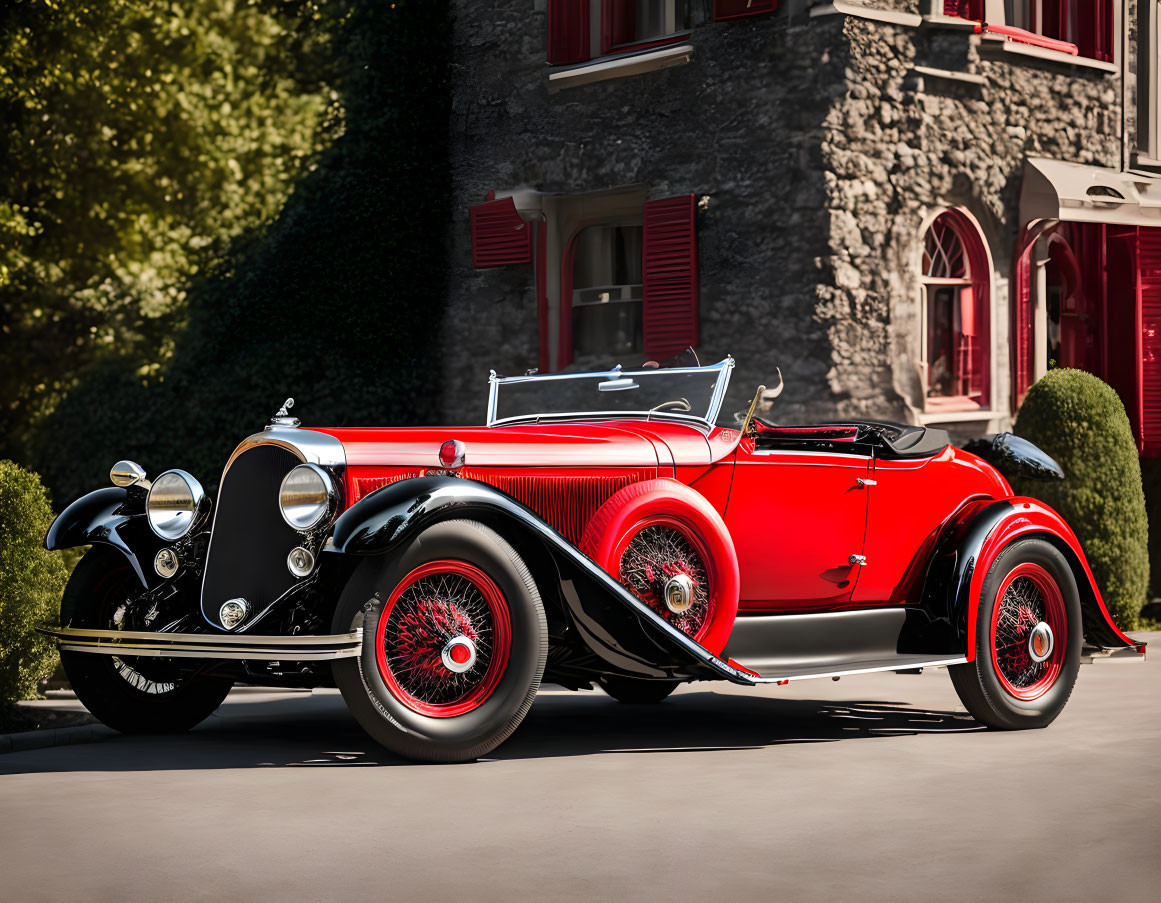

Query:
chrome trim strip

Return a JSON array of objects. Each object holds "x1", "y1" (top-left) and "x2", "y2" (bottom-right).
[
  {"x1": 42, "y1": 626, "x2": 361, "y2": 662},
  {"x1": 486, "y1": 356, "x2": 735, "y2": 427},
  {"x1": 223, "y1": 426, "x2": 346, "y2": 472},
  {"x1": 746, "y1": 449, "x2": 871, "y2": 460},
  {"x1": 748, "y1": 656, "x2": 968, "y2": 684},
  {"x1": 488, "y1": 411, "x2": 713, "y2": 431}
]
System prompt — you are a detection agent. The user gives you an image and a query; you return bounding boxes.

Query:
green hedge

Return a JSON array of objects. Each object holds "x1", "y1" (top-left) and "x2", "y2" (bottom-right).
[
  {"x1": 0, "y1": 461, "x2": 67, "y2": 705},
  {"x1": 1011, "y1": 369, "x2": 1148, "y2": 630}
]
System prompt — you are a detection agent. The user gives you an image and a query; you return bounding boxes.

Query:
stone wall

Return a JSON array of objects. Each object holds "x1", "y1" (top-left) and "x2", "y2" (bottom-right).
[
  {"x1": 442, "y1": 2, "x2": 1125, "y2": 430},
  {"x1": 444, "y1": 3, "x2": 851, "y2": 424},
  {"x1": 821, "y1": 15, "x2": 1122, "y2": 427}
]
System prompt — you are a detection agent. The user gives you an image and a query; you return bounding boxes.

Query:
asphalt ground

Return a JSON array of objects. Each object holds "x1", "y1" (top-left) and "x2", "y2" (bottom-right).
[{"x1": 1, "y1": 636, "x2": 1158, "y2": 903}]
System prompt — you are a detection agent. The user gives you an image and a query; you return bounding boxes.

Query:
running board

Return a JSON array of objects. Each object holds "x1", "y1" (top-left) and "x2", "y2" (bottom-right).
[
  {"x1": 741, "y1": 654, "x2": 968, "y2": 684},
  {"x1": 38, "y1": 626, "x2": 362, "y2": 661}
]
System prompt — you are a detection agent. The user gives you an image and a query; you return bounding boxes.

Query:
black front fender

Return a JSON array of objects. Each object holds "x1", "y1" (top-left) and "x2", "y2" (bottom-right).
[
  {"x1": 45, "y1": 487, "x2": 163, "y2": 590},
  {"x1": 330, "y1": 476, "x2": 750, "y2": 685}
]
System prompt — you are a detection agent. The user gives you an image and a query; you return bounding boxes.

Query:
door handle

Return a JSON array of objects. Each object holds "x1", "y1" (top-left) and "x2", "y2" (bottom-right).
[
  {"x1": 848, "y1": 554, "x2": 867, "y2": 566},
  {"x1": 856, "y1": 478, "x2": 877, "y2": 487}
]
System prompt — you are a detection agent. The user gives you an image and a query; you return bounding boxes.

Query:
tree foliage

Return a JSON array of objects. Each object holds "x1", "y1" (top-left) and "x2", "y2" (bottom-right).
[
  {"x1": 2, "y1": 1, "x2": 450, "y2": 503},
  {"x1": 1012, "y1": 369, "x2": 1148, "y2": 630},
  {"x1": 0, "y1": 460, "x2": 67, "y2": 705},
  {"x1": 0, "y1": 0, "x2": 334, "y2": 454}
]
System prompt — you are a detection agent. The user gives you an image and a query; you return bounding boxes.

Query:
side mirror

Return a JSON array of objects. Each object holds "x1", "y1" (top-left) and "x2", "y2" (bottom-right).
[
  {"x1": 962, "y1": 433, "x2": 1064, "y2": 481},
  {"x1": 110, "y1": 460, "x2": 149, "y2": 488}
]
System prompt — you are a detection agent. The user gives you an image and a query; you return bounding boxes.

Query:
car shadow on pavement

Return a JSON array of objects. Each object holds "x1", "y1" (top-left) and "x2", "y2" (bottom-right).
[{"x1": 0, "y1": 687, "x2": 983, "y2": 774}]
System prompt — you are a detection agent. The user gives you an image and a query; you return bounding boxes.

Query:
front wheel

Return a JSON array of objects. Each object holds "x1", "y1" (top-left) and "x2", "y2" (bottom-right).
[
  {"x1": 332, "y1": 519, "x2": 547, "y2": 762},
  {"x1": 59, "y1": 549, "x2": 233, "y2": 734},
  {"x1": 949, "y1": 538, "x2": 1081, "y2": 730}
]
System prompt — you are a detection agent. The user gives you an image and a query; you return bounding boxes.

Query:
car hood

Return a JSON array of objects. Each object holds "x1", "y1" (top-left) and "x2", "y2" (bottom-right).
[{"x1": 305, "y1": 423, "x2": 675, "y2": 469}]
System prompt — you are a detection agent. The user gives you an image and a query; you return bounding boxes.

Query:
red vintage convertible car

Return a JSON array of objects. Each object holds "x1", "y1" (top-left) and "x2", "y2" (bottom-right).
[{"x1": 44, "y1": 356, "x2": 1144, "y2": 761}]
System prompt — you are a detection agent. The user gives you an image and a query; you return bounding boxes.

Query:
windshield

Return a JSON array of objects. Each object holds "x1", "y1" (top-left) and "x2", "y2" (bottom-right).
[{"x1": 487, "y1": 358, "x2": 734, "y2": 427}]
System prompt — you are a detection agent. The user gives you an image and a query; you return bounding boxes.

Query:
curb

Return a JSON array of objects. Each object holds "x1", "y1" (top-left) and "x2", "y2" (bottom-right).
[{"x1": 0, "y1": 723, "x2": 117, "y2": 756}]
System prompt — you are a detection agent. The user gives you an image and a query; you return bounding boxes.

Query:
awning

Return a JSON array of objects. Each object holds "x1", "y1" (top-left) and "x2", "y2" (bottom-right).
[{"x1": 1021, "y1": 157, "x2": 1161, "y2": 227}]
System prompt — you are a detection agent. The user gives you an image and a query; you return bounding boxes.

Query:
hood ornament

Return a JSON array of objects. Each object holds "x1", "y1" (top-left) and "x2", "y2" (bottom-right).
[{"x1": 268, "y1": 397, "x2": 301, "y2": 429}]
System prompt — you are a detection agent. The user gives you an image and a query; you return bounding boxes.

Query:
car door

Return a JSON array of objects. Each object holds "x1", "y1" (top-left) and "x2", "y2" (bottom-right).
[{"x1": 724, "y1": 432, "x2": 871, "y2": 611}]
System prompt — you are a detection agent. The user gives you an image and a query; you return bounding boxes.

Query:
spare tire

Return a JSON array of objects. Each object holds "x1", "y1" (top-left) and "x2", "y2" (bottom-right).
[{"x1": 579, "y1": 478, "x2": 739, "y2": 656}]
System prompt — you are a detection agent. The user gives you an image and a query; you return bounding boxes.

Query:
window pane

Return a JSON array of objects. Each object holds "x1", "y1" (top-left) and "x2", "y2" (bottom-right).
[
  {"x1": 923, "y1": 217, "x2": 967, "y2": 278},
  {"x1": 926, "y1": 286, "x2": 958, "y2": 397},
  {"x1": 573, "y1": 300, "x2": 643, "y2": 356},
  {"x1": 572, "y1": 224, "x2": 644, "y2": 357},
  {"x1": 610, "y1": 1, "x2": 689, "y2": 47}
]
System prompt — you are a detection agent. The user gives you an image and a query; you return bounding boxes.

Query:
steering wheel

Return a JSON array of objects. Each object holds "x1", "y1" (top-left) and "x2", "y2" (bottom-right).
[{"x1": 650, "y1": 397, "x2": 692, "y2": 413}]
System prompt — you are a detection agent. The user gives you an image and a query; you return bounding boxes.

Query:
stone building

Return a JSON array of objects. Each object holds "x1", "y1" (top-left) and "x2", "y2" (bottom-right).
[{"x1": 443, "y1": 0, "x2": 1161, "y2": 448}]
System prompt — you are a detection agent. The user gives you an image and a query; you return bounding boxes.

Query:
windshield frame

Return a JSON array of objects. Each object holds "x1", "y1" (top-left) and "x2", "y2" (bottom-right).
[{"x1": 485, "y1": 357, "x2": 735, "y2": 428}]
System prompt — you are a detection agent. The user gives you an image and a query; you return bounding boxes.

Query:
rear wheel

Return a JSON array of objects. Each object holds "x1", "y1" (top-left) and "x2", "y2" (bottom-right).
[
  {"x1": 59, "y1": 549, "x2": 233, "y2": 734},
  {"x1": 332, "y1": 520, "x2": 547, "y2": 762},
  {"x1": 598, "y1": 675, "x2": 680, "y2": 704},
  {"x1": 949, "y1": 538, "x2": 1081, "y2": 730}
]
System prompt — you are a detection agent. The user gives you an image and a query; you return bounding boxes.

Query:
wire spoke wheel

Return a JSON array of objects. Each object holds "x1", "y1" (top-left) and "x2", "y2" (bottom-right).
[
  {"x1": 90, "y1": 565, "x2": 183, "y2": 696},
  {"x1": 376, "y1": 560, "x2": 512, "y2": 717},
  {"x1": 618, "y1": 518, "x2": 713, "y2": 640},
  {"x1": 58, "y1": 548, "x2": 232, "y2": 735},
  {"x1": 990, "y1": 561, "x2": 1067, "y2": 701}
]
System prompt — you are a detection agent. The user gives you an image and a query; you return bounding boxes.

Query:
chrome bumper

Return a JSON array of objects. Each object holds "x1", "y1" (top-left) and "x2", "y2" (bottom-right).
[{"x1": 38, "y1": 626, "x2": 362, "y2": 661}]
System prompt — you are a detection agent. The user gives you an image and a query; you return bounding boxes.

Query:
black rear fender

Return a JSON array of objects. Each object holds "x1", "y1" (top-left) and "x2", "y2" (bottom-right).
[{"x1": 329, "y1": 475, "x2": 749, "y2": 684}]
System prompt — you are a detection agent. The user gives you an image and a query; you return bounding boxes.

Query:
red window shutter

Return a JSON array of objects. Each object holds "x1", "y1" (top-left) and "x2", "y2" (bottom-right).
[
  {"x1": 548, "y1": 0, "x2": 590, "y2": 65},
  {"x1": 943, "y1": 0, "x2": 982, "y2": 19},
  {"x1": 1139, "y1": 228, "x2": 1161, "y2": 455},
  {"x1": 642, "y1": 195, "x2": 699, "y2": 359},
  {"x1": 714, "y1": 0, "x2": 777, "y2": 22},
  {"x1": 470, "y1": 196, "x2": 532, "y2": 269}
]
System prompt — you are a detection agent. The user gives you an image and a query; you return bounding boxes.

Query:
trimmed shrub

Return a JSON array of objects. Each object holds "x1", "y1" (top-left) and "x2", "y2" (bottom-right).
[
  {"x1": 0, "y1": 461, "x2": 67, "y2": 705},
  {"x1": 1011, "y1": 369, "x2": 1147, "y2": 630}
]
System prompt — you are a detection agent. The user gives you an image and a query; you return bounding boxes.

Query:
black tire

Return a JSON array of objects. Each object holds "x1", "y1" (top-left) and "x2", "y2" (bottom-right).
[
  {"x1": 948, "y1": 538, "x2": 1082, "y2": 730},
  {"x1": 59, "y1": 549, "x2": 233, "y2": 734},
  {"x1": 598, "y1": 676, "x2": 680, "y2": 704},
  {"x1": 331, "y1": 519, "x2": 547, "y2": 763}
]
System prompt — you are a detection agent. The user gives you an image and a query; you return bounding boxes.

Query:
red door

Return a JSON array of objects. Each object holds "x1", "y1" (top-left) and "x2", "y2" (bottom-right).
[{"x1": 724, "y1": 439, "x2": 870, "y2": 611}]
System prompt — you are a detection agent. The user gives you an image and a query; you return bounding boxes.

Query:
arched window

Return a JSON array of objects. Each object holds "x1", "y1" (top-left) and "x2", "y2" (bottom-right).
[{"x1": 920, "y1": 210, "x2": 991, "y2": 410}]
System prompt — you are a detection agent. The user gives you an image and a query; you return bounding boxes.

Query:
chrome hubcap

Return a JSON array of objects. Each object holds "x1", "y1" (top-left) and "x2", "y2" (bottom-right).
[
  {"x1": 440, "y1": 635, "x2": 478, "y2": 674},
  {"x1": 663, "y1": 574, "x2": 695, "y2": 614},
  {"x1": 1027, "y1": 621, "x2": 1054, "y2": 663}
]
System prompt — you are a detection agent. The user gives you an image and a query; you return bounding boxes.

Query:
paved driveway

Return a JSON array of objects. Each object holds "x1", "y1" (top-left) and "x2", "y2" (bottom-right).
[{"x1": 1, "y1": 639, "x2": 1158, "y2": 903}]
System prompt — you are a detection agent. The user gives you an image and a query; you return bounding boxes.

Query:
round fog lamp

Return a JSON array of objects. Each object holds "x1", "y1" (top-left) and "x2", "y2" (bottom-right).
[
  {"x1": 220, "y1": 598, "x2": 250, "y2": 631},
  {"x1": 146, "y1": 470, "x2": 205, "y2": 541},
  {"x1": 154, "y1": 547, "x2": 180, "y2": 578},
  {"x1": 279, "y1": 464, "x2": 335, "y2": 531},
  {"x1": 287, "y1": 546, "x2": 316, "y2": 578}
]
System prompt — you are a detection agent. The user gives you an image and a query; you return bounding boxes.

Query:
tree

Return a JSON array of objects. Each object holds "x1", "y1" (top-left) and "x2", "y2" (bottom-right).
[
  {"x1": 0, "y1": 0, "x2": 334, "y2": 459},
  {"x1": 11, "y1": 0, "x2": 452, "y2": 504}
]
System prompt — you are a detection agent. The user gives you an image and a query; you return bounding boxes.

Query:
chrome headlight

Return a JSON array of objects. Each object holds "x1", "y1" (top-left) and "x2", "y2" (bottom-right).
[
  {"x1": 279, "y1": 463, "x2": 335, "y2": 531},
  {"x1": 146, "y1": 470, "x2": 205, "y2": 541}
]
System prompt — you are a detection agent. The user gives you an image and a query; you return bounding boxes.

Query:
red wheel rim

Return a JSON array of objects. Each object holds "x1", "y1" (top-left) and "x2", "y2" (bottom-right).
[
  {"x1": 615, "y1": 515, "x2": 716, "y2": 643},
  {"x1": 989, "y1": 562, "x2": 1067, "y2": 701},
  {"x1": 375, "y1": 560, "x2": 512, "y2": 717}
]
